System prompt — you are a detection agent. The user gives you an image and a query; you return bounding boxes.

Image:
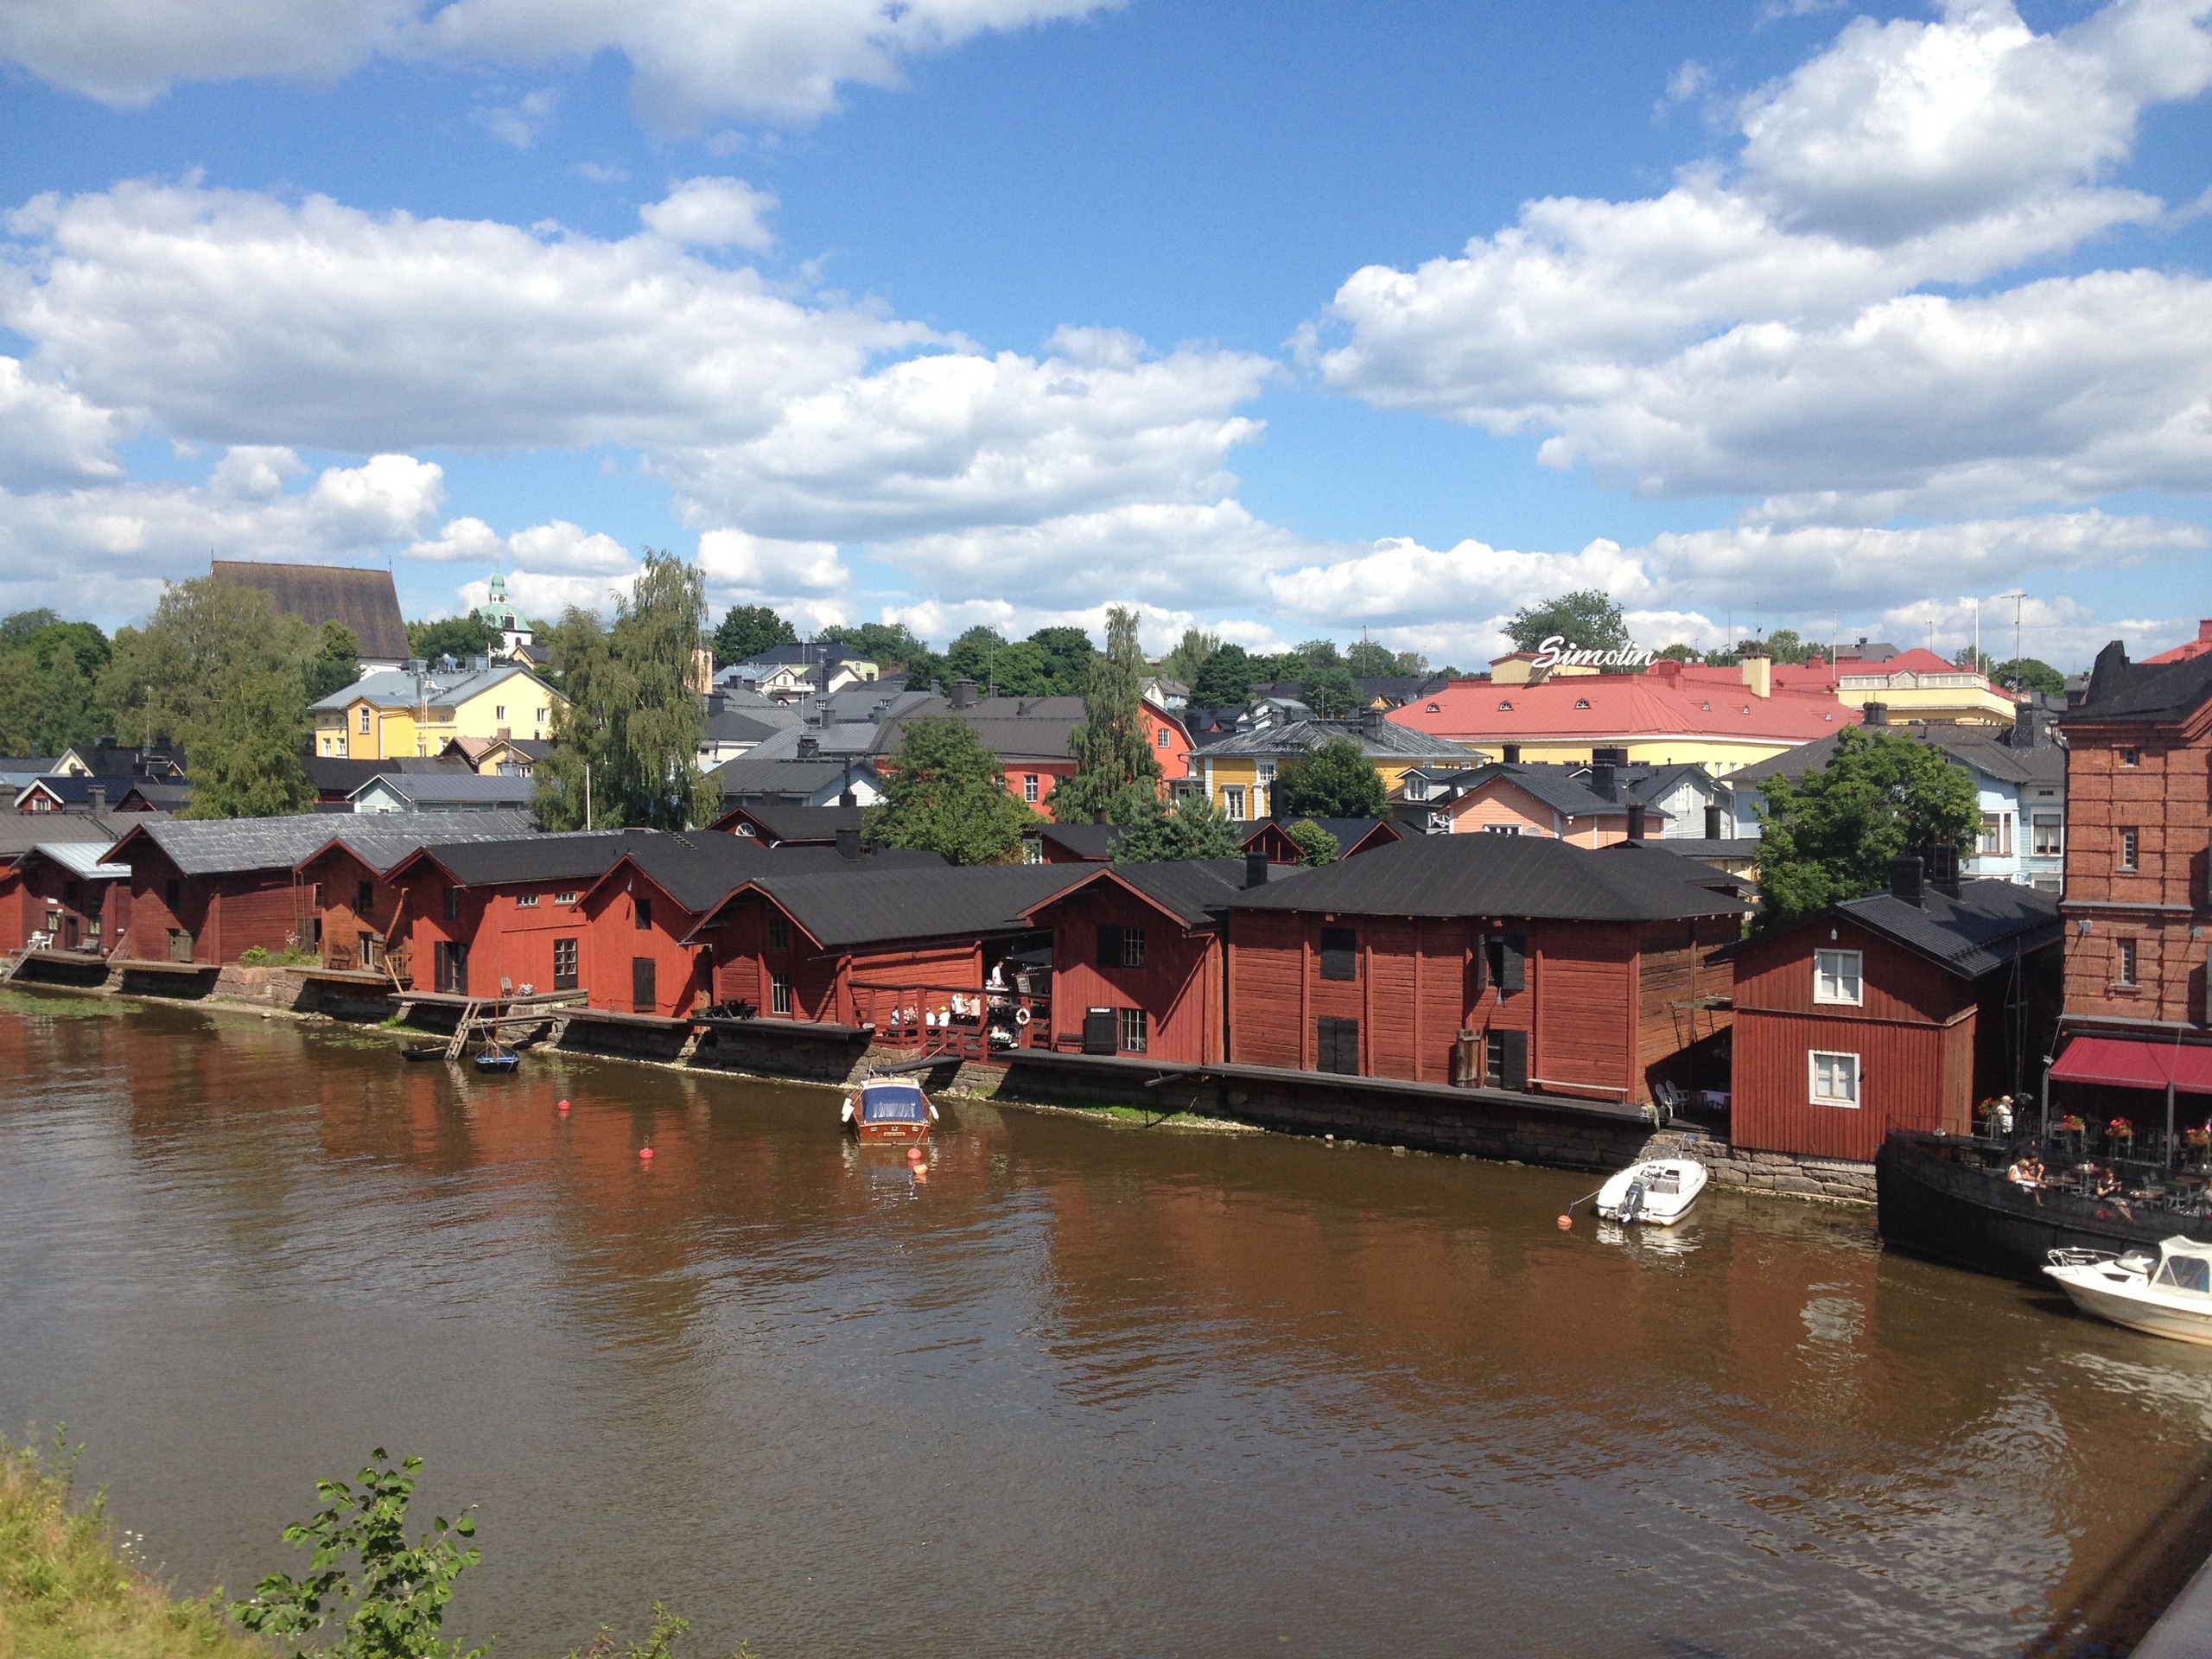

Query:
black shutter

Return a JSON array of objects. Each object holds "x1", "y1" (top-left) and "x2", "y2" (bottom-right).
[
  {"x1": 1319, "y1": 926, "x2": 1357, "y2": 981},
  {"x1": 632, "y1": 957, "x2": 657, "y2": 1013},
  {"x1": 1468, "y1": 933, "x2": 1487, "y2": 999},
  {"x1": 1083, "y1": 1007, "x2": 1117, "y2": 1054},
  {"x1": 1497, "y1": 931, "x2": 1527, "y2": 993},
  {"x1": 1317, "y1": 1016, "x2": 1361, "y2": 1075},
  {"x1": 1096, "y1": 925, "x2": 1122, "y2": 968},
  {"x1": 1498, "y1": 1027, "x2": 1529, "y2": 1091}
]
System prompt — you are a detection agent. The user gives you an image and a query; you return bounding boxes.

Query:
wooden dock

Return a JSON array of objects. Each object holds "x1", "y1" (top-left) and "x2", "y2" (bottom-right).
[{"x1": 385, "y1": 988, "x2": 589, "y2": 1058}]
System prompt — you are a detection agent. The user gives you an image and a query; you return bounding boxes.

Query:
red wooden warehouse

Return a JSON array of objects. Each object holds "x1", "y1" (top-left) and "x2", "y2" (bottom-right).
[
  {"x1": 1224, "y1": 836, "x2": 1745, "y2": 1104},
  {"x1": 382, "y1": 831, "x2": 631, "y2": 995},
  {"x1": 1723, "y1": 861, "x2": 2060, "y2": 1161}
]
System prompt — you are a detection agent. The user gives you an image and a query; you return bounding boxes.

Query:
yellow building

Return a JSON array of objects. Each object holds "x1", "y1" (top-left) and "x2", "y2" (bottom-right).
[
  {"x1": 1832, "y1": 648, "x2": 2020, "y2": 727},
  {"x1": 1185, "y1": 713, "x2": 1478, "y2": 823},
  {"x1": 313, "y1": 662, "x2": 566, "y2": 760}
]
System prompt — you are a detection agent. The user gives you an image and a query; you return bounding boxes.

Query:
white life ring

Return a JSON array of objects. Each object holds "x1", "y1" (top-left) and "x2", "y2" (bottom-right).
[{"x1": 1014, "y1": 1007, "x2": 1031, "y2": 1027}]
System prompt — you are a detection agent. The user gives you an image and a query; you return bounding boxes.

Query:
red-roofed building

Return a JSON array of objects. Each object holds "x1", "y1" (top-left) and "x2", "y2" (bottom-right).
[
  {"x1": 2144, "y1": 620, "x2": 2212, "y2": 664},
  {"x1": 1389, "y1": 658, "x2": 1858, "y2": 777}
]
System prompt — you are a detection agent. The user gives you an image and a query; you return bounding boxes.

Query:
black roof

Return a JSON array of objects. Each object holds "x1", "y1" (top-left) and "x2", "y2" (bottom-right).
[
  {"x1": 2068, "y1": 640, "x2": 2212, "y2": 725},
  {"x1": 606, "y1": 831, "x2": 946, "y2": 916},
  {"x1": 0, "y1": 813, "x2": 137, "y2": 864},
  {"x1": 16, "y1": 774, "x2": 143, "y2": 806},
  {"x1": 393, "y1": 831, "x2": 632, "y2": 887},
  {"x1": 1732, "y1": 725, "x2": 2062, "y2": 788},
  {"x1": 696, "y1": 861, "x2": 1084, "y2": 949},
  {"x1": 1024, "y1": 858, "x2": 1296, "y2": 926},
  {"x1": 303, "y1": 755, "x2": 470, "y2": 792},
  {"x1": 1729, "y1": 878, "x2": 2061, "y2": 978},
  {"x1": 1227, "y1": 830, "x2": 1749, "y2": 923},
  {"x1": 1243, "y1": 817, "x2": 1402, "y2": 855},
  {"x1": 714, "y1": 804, "x2": 867, "y2": 844},
  {"x1": 1033, "y1": 822, "x2": 1124, "y2": 859}
]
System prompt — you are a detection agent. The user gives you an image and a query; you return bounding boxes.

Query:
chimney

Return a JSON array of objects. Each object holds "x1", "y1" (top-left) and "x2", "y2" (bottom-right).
[
  {"x1": 838, "y1": 788, "x2": 856, "y2": 808},
  {"x1": 1360, "y1": 708, "x2": 1384, "y2": 736},
  {"x1": 1929, "y1": 841, "x2": 1961, "y2": 899},
  {"x1": 2012, "y1": 702, "x2": 2040, "y2": 747},
  {"x1": 88, "y1": 785, "x2": 106, "y2": 812},
  {"x1": 1502, "y1": 743, "x2": 1522, "y2": 765},
  {"x1": 1626, "y1": 801, "x2": 1646, "y2": 840},
  {"x1": 1890, "y1": 855, "x2": 1924, "y2": 907},
  {"x1": 797, "y1": 735, "x2": 820, "y2": 759},
  {"x1": 1703, "y1": 802, "x2": 1724, "y2": 840},
  {"x1": 836, "y1": 827, "x2": 861, "y2": 861},
  {"x1": 1591, "y1": 762, "x2": 1617, "y2": 801},
  {"x1": 950, "y1": 679, "x2": 977, "y2": 710},
  {"x1": 1862, "y1": 701, "x2": 1889, "y2": 727},
  {"x1": 1741, "y1": 653, "x2": 1772, "y2": 698},
  {"x1": 1243, "y1": 849, "x2": 1271, "y2": 888}
]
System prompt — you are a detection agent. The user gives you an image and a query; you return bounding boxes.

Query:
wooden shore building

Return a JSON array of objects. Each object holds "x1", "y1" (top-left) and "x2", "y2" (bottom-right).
[
  {"x1": 381, "y1": 831, "x2": 632, "y2": 995},
  {"x1": 1221, "y1": 835, "x2": 1745, "y2": 1104}
]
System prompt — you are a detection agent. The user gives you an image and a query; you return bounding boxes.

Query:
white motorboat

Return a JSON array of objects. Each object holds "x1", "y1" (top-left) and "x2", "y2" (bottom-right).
[
  {"x1": 1593, "y1": 1159, "x2": 1707, "y2": 1226},
  {"x1": 2044, "y1": 1236, "x2": 2212, "y2": 1346}
]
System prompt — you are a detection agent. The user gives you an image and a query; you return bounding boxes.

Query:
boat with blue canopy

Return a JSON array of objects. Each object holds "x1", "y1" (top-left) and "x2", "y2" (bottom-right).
[{"x1": 842, "y1": 1076, "x2": 938, "y2": 1144}]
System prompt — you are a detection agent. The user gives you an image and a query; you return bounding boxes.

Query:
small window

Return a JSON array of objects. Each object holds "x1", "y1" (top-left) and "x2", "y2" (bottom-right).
[
  {"x1": 1977, "y1": 813, "x2": 2012, "y2": 858},
  {"x1": 2120, "y1": 747, "x2": 2141, "y2": 767},
  {"x1": 2118, "y1": 939, "x2": 2139, "y2": 986},
  {"x1": 165, "y1": 879, "x2": 181, "y2": 910},
  {"x1": 1117, "y1": 1007, "x2": 1148, "y2": 1053},
  {"x1": 537, "y1": 708, "x2": 549, "y2": 725},
  {"x1": 494, "y1": 704, "x2": 507, "y2": 721},
  {"x1": 552, "y1": 938, "x2": 578, "y2": 991},
  {"x1": 1426, "y1": 702, "x2": 1441, "y2": 713},
  {"x1": 1155, "y1": 729, "x2": 1170, "y2": 748},
  {"x1": 1023, "y1": 773, "x2": 1039, "y2": 803},
  {"x1": 2031, "y1": 813, "x2": 2063, "y2": 856},
  {"x1": 1814, "y1": 949, "x2": 1863, "y2": 1006},
  {"x1": 356, "y1": 880, "x2": 375, "y2": 913},
  {"x1": 767, "y1": 916, "x2": 788, "y2": 950},
  {"x1": 1497, "y1": 700, "x2": 1513, "y2": 711},
  {"x1": 516, "y1": 893, "x2": 539, "y2": 908},
  {"x1": 554, "y1": 890, "x2": 579, "y2": 906},
  {"x1": 1319, "y1": 926, "x2": 1357, "y2": 981},
  {"x1": 1120, "y1": 926, "x2": 1145, "y2": 968},
  {"x1": 444, "y1": 887, "x2": 461, "y2": 920},
  {"x1": 1574, "y1": 698, "x2": 1591, "y2": 709},
  {"x1": 2120, "y1": 829, "x2": 2140, "y2": 872},
  {"x1": 635, "y1": 896, "x2": 652, "y2": 930},
  {"x1": 771, "y1": 973, "x2": 793, "y2": 1015},
  {"x1": 1809, "y1": 1051, "x2": 1860, "y2": 1108},
  {"x1": 359, "y1": 707, "x2": 372, "y2": 734},
  {"x1": 1484, "y1": 823, "x2": 1521, "y2": 836}
]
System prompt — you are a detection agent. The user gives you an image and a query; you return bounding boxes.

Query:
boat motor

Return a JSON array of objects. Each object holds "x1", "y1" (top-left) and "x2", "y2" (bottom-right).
[{"x1": 1619, "y1": 1179, "x2": 1647, "y2": 1224}]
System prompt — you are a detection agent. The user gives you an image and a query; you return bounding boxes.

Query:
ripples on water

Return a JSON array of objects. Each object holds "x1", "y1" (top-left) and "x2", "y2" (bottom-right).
[{"x1": 4, "y1": 990, "x2": 2212, "y2": 1657}]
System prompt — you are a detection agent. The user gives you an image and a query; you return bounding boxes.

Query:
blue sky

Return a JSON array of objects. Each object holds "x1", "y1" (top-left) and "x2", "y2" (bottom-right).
[{"x1": 3, "y1": 0, "x2": 2209, "y2": 671}]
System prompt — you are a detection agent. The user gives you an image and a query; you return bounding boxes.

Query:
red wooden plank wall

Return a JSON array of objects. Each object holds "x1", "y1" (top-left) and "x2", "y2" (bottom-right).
[
  {"x1": 582, "y1": 874, "x2": 713, "y2": 1017},
  {"x1": 1045, "y1": 884, "x2": 1220, "y2": 1063}
]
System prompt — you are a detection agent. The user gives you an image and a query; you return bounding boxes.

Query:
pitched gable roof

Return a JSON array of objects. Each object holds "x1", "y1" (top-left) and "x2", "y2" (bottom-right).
[
  {"x1": 1020, "y1": 858, "x2": 1289, "y2": 928},
  {"x1": 109, "y1": 810, "x2": 541, "y2": 877},
  {"x1": 2068, "y1": 640, "x2": 2212, "y2": 725},
  {"x1": 212, "y1": 561, "x2": 409, "y2": 664},
  {"x1": 696, "y1": 861, "x2": 1083, "y2": 950}
]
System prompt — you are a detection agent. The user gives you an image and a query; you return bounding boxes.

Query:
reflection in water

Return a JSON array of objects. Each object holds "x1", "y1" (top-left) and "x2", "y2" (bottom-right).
[{"x1": 3, "y1": 989, "x2": 2211, "y2": 1657}]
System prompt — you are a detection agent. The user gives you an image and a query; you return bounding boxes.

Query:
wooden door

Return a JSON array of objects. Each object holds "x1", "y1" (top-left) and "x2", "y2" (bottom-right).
[{"x1": 632, "y1": 957, "x2": 657, "y2": 1014}]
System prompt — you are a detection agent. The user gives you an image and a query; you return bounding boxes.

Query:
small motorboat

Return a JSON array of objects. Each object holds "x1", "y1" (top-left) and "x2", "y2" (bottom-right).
[
  {"x1": 2044, "y1": 1236, "x2": 2212, "y2": 1345},
  {"x1": 401, "y1": 1044, "x2": 448, "y2": 1063},
  {"x1": 842, "y1": 1076, "x2": 938, "y2": 1143},
  {"x1": 474, "y1": 1040, "x2": 521, "y2": 1074},
  {"x1": 1594, "y1": 1159, "x2": 1707, "y2": 1226}
]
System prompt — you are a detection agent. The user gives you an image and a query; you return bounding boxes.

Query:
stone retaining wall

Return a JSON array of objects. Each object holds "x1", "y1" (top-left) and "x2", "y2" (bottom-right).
[
  {"x1": 688, "y1": 1020, "x2": 875, "y2": 1082},
  {"x1": 1637, "y1": 1126, "x2": 1876, "y2": 1205}
]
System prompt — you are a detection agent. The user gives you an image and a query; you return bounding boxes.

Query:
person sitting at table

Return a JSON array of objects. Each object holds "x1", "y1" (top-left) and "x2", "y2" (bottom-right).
[
  {"x1": 2094, "y1": 1167, "x2": 2123, "y2": 1198},
  {"x1": 2007, "y1": 1154, "x2": 2044, "y2": 1186}
]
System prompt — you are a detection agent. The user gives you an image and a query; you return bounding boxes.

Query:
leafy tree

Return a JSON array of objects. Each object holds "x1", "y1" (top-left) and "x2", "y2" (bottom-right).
[
  {"x1": 404, "y1": 615, "x2": 497, "y2": 664},
  {"x1": 820, "y1": 621, "x2": 941, "y2": 684},
  {"x1": 1160, "y1": 628, "x2": 1219, "y2": 688},
  {"x1": 1992, "y1": 657, "x2": 2067, "y2": 697},
  {"x1": 1294, "y1": 638, "x2": 1343, "y2": 668},
  {"x1": 304, "y1": 622, "x2": 361, "y2": 703},
  {"x1": 182, "y1": 663, "x2": 317, "y2": 818},
  {"x1": 1274, "y1": 737, "x2": 1387, "y2": 818},
  {"x1": 0, "y1": 652, "x2": 43, "y2": 754},
  {"x1": 232, "y1": 1448, "x2": 484, "y2": 1659},
  {"x1": 1655, "y1": 643, "x2": 1701, "y2": 663},
  {"x1": 22, "y1": 620, "x2": 111, "y2": 677},
  {"x1": 868, "y1": 716, "x2": 1037, "y2": 864},
  {"x1": 1284, "y1": 818, "x2": 1340, "y2": 866},
  {"x1": 0, "y1": 608, "x2": 60, "y2": 651},
  {"x1": 1299, "y1": 658, "x2": 1362, "y2": 717},
  {"x1": 945, "y1": 625, "x2": 1007, "y2": 687},
  {"x1": 1112, "y1": 790, "x2": 1238, "y2": 861},
  {"x1": 1505, "y1": 590, "x2": 1630, "y2": 658},
  {"x1": 537, "y1": 551, "x2": 721, "y2": 831},
  {"x1": 710, "y1": 604, "x2": 795, "y2": 667},
  {"x1": 38, "y1": 644, "x2": 105, "y2": 754},
  {"x1": 1026, "y1": 626, "x2": 1097, "y2": 694},
  {"x1": 986, "y1": 639, "x2": 1058, "y2": 697},
  {"x1": 1054, "y1": 605, "x2": 1161, "y2": 824},
  {"x1": 1344, "y1": 639, "x2": 1402, "y2": 677},
  {"x1": 1754, "y1": 728, "x2": 1982, "y2": 929},
  {"x1": 1190, "y1": 642, "x2": 1260, "y2": 707},
  {"x1": 1754, "y1": 629, "x2": 1821, "y2": 666}
]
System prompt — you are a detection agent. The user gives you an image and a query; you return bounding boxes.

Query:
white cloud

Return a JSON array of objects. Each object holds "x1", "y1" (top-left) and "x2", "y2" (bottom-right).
[
  {"x1": 0, "y1": 356, "x2": 130, "y2": 488},
  {"x1": 0, "y1": 0, "x2": 1116, "y2": 130},
  {"x1": 1313, "y1": 0, "x2": 2212, "y2": 516},
  {"x1": 471, "y1": 87, "x2": 559, "y2": 149},
  {"x1": 407, "y1": 515, "x2": 632, "y2": 574},
  {"x1": 639, "y1": 177, "x2": 779, "y2": 251},
  {"x1": 697, "y1": 527, "x2": 848, "y2": 594},
  {"x1": 877, "y1": 596, "x2": 1262, "y2": 658},
  {"x1": 574, "y1": 162, "x2": 631, "y2": 184}
]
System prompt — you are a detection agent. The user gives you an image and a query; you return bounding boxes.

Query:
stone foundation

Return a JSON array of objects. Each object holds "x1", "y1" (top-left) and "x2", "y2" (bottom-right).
[{"x1": 1637, "y1": 1126, "x2": 1876, "y2": 1205}]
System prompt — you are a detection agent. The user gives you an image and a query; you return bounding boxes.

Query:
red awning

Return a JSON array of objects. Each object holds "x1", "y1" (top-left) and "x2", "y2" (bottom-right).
[{"x1": 2051, "y1": 1037, "x2": 2212, "y2": 1096}]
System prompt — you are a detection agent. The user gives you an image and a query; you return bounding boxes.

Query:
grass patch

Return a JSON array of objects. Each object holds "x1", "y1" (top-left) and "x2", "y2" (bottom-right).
[
  {"x1": 0, "y1": 991, "x2": 141, "y2": 1021},
  {"x1": 0, "y1": 1432, "x2": 262, "y2": 1659}
]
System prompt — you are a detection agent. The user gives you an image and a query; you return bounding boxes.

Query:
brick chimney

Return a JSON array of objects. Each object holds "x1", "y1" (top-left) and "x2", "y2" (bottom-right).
[
  {"x1": 1740, "y1": 652, "x2": 1772, "y2": 698},
  {"x1": 950, "y1": 679, "x2": 977, "y2": 710}
]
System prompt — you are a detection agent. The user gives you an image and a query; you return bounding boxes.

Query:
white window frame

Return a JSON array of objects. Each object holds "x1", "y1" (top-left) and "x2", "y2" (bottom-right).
[
  {"x1": 1224, "y1": 785, "x2": 1247, "y2": 821},
  {"x1": 771, "y1": 972, "x2": 793, "y2": 1015},
  {"x1": 1813, "y1": 949, "x2": 1864, "y2": 1007},
  {"x1": 1976, "y1": 812, "x2": 2012, "y2": 858},
  {"x1": 2031, "y1": 812, "x2": 2063, "y2": 856},
  {"x1": 2121, "y1": 828, "x2": 2140, "y2": 871},
  {"x1": 1023, "y1": 773, "x2": 1039, "y2": 804},
  {"x1": 359, "y1": 707, "x2": 372, "y2": 734},
  {"x1": 515, "y1": 893, "x2": 539, "y2": 908},
  {"x1": 1808, "y1": 1050, "x2": 1861, "y2": 1109},
  {"x1": 1117, "y1": 1007, "x2": 1148, "y2": 1053}
]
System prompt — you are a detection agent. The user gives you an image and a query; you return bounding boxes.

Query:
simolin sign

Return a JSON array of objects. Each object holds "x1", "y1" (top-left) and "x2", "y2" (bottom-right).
[{"x1": 1531, "y1": 635, "x2": 1655, "y2": 672}]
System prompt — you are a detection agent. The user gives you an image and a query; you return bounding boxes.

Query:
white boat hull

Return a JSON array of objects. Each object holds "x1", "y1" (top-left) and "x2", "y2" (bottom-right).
[
  {"x1": 1594, "y1": 1159, "x2": 1707, "y2": 1226},
  {"x1": 2045, "y1": 1262, "x2": 2212, "y2": 1347}
]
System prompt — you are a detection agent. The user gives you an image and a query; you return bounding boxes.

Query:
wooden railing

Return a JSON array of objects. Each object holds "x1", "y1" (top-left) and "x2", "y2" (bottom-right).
[{"x1": 849, "y1": 979, "x2": 1054, "y2": 1061}]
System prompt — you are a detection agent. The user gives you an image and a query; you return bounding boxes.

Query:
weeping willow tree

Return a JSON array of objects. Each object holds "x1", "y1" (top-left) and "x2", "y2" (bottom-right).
[{"x1": 536, "y1": 551, "x2": 721, "y2": 830}]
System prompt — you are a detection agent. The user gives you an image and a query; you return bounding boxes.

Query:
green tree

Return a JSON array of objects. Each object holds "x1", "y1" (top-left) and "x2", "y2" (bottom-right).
[
  {"x1": 1054, "y1": 605, "x2": 1161, "y2": 824},
  {"x1": 1991, "y1": 657, "x2": 2067, "y2": 697},
  {"x1": 405, "y1": 615, "x2": 497, "y2": 664},
  {"x1": 710, "y1": 604, "x2": 795, "y2": 667},
  {"x1": 1284, "y1": 818, "x2": 1341, "y2": 866},
  {"x1": 182, "y1": 663, "x2": 317, "y2": 818},
  {"x1": 304, "y1": 622, "x2": 361, "y2": 703},
  {"x1": 22, "y1": 620, "x2": 111, "y2": 677},
  {"x1": 1026, "y1": 626, "x2": 1097, "y2": 694},
  {"x1": 0, "y1": 652, "x2": 43, "y2": 754},
  {"x1": 1160, "y1": 628, "x2": 1219, "y2": 688},
  {"x1": 820, "y1": 621, "x2": 942, "y2": 684},
  {"x1": 38, "y1": 643, "x2": 105, "y2": 754},
  {"x1": 868, "y1": 716, "x2": 1037, "y2": 864},
  {"x1": 0, "y1": 608, "x2": 60, "y2": 652},
  {"x1": 537, "y1": 551, "x2": 721, "y2": 831},
  {"x1": 1275, "y1": 737, "x2": 1387, "y2": 818},
  {"x1": 1754, "y1": 728, "x2": 1982, "y2": 929},
  {"x1": 1655, "y1": 643, "x2": 1701, "y2": 663},
  {"x1": 1112, "y1": 791, "x2": 1238, "y2": 861},
  {"x1": 1505, "y1": 590, "x2": 1631, "y2": 658},
  {"x1": 232, "y1": 1449, "x2": 484, "y2": 1659},
  {"x1": 1190, "y1": 642, "x2": 1260, "y2": 707},
  {"x1": 1299, "y1": 658, "x2": 1361, "y2": 717},
  {"x1": 944, "y1": 625, "x2": 1007, "y2": 687},
  {"x1": 1344, "y1": 639, "x2": 1399, "y2": 677},
  {"x1": 986, "y1": 639, "x2": 1058, "y2": 697}
]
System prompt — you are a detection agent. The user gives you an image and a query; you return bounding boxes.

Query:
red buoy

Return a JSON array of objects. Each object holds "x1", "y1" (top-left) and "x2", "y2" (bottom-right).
[
  {"x1": 639, "y1": 1147, "x2": 654, "y2": 1161},
  {"x1": 906, "y1": 1147, "x2": 925, "y2": 1163},
  {"x1": 1556, "y1": 1214, "x2": 1573, "y2": 1230},
  {"x1": 557, "y1": 1100, "x2": 571, "y2": 1113}
]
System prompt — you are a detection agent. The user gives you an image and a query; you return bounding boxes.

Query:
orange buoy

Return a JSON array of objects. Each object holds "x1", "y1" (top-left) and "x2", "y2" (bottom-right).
[
  {"x1": 639, "y1": 1147, "x2": 654, "y2": 1161},
  {"x1": 912, "y1": 1166, "x2": 929, "y2": 1182},
  {"x1": 906, "y1": 1146, "x2": 925, "y2": 1163},
  {"x1": 1556, "y1": 1214, "x2": 1573, "y2": 1230}
]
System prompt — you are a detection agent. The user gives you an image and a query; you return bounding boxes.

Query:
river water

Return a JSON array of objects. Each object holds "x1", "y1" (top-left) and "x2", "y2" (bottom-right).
[{"x1": 4, "y1": 991, "x2": 2211, "y2": 1657}]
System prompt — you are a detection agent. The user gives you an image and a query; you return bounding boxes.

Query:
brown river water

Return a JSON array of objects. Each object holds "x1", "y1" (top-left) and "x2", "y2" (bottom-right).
[{"x1": 5, "y1": 989, "x2": 2212, "y2": 1658}]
